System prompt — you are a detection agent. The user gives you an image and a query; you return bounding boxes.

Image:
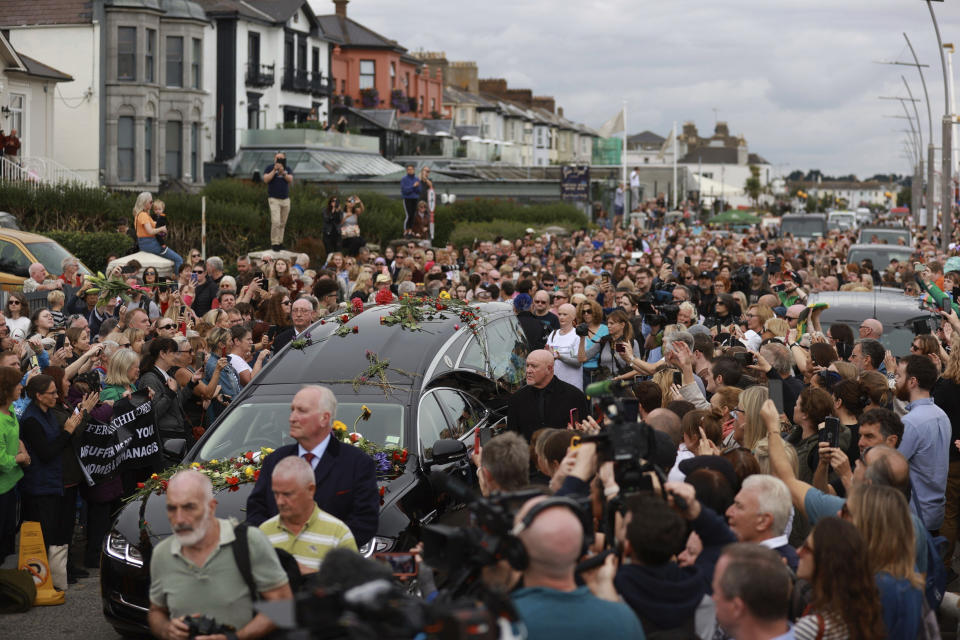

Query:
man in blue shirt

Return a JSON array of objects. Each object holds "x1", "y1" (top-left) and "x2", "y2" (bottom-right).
[
  {"x1": 510, "y1": 495, "x2": 645, "y2": 640},
  {"x1": 400, "y1": 164, "x2": 420, "y2": 234},
  {"x1": 896, "y1": 354, "x2": 951, "y2": 531},
  {"x1": 263, "y1": 151, "x2": 293, "y2": 252}
]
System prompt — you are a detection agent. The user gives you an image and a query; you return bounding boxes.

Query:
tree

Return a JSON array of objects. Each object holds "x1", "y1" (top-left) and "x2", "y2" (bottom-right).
[
  {"x1": 744, "y1": 164, "x2": 762, "y2": 207},
  {"x1": 787, "y1": 170, "x2": 805, "y2": 181},
  {"x1": 897, "y1": 187, "x2": 911, "y2": 208}
]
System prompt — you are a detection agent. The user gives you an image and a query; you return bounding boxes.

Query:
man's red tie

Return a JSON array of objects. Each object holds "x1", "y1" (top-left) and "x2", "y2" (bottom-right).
[{"x1": 303, "y1": 452, "x2": 316, "y2": 464}]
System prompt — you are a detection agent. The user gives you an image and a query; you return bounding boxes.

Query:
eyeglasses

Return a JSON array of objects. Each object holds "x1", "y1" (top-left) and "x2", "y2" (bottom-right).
[
  {"x1": 159, "y1": 323, "x2": 175, "y2": 330},
  {"x1": 582, "y1": 310, "x2": 593, "y2": 315},
  {"x1": 910, "y1": 343, "x2": 921, "y2": 351},
  {"x1": 179, "y1": 348, "x2": 194, "y2": 353},
  {"x1": 120, "y1": 342, "x2": 131, "y2": 347},
  {"x1": 192, "y1": 269, "x2": 205, "y2": 274},
  {"x1": 8, "y1": 300, "x2": 20, "y2": 306},
  {"x1": 39, "y1": 389, "x2": 57, "y2": 396},
  {"x1": 281, "y1": 300, "x2": 291, "y2": 306}
]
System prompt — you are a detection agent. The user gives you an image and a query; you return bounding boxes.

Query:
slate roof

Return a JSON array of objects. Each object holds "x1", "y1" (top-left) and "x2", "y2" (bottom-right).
[
  {"x1": 0, "y1": 0, "x2": 94, "y2": 26},
  {"x1": 315, "y1": 14, "x2": 404, "y2": 51},
  {"x1": 747, "y1": 152, "x2": 770, "y2": 165},
  {"x1": 628, "y1": 130, "x2": 665, "y2": 146},
  {"x1": 678, "y1": 146, "x2": 771, "y2": 165},
  {"x1": 14, "y1": 53, "x2": 73, "y2": 81}
]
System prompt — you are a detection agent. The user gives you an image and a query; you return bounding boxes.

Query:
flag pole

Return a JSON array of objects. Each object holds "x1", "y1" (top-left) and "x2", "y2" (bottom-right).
[
  {"x1": 672, "y1": 121, "x2": 678, "y2": 209},
  {"x1": 622, "y1": 101, "x2": 627, "y2": 200}
]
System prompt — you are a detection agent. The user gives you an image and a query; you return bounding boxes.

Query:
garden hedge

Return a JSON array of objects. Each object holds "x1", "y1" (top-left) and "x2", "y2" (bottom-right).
[{"x1": 0, "y1": 179, "x2": 588, "y2": 271}]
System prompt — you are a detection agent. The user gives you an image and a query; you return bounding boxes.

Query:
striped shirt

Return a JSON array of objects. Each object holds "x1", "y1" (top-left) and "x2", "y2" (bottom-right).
[{"x1": 258, "y1": 505, "x2": 357, "y2": 571}]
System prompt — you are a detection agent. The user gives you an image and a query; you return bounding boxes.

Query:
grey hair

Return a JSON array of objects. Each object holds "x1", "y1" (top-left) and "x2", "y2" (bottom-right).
[
  {"x1": 741, "y1": 474, "x2": 791, "y2": 536},
  {"x1": 398, "y1": 281, "x2": 417, "y2": 296},
  {"x1": 301, "y1": 384, "x2": 337, "y2": 419},
  {"x1": 272, "y1": 455, "x2": 316, "y2": 487},
  {"x1": 133, "y1": 191, "x2": 153, "y2": 215},
  {"x1": 168, "y1": 469, "x2": 214, "y2": 502},
  {"x1": 760, "y1": 342, "x2": 794, "y2": 377},
  {"x1": 206, "y1": 256, "x2": 223, "y2": 272},
  {"x1": 663, "y1": 330, "x2": 694, "y2": 353}
]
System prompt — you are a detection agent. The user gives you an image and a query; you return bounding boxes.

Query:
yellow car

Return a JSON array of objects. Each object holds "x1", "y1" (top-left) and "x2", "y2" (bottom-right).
[{"x1": 0, "y1": 229, "x2": 91, "y2": 291}]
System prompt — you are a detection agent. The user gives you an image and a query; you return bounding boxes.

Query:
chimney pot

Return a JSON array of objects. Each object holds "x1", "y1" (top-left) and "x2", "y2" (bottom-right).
[{"x1": 334, "y1": 0, "x2": 349, "y2": 18}]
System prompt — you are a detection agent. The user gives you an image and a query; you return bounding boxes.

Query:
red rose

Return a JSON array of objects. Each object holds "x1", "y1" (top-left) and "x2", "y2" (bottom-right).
[
  {"x1": 160, "y1": 480, "x2": 168, "y2": 490},
  {"x1": 229, "y1": 485, "x2": 239, "y2": 492},
  {"x1": 254, "y1": 469, "x2": 260, "y2": 480},
  {"x1": 320, "y1": 319, "x2": 326, "y2": 325},
  {"x1": 352, "y1": 299, "x2": 364, "y2": 313},
  {"x1": 399, "y1": 449, "x2": 409, "y2": 463},
  {"x1": 226, "y1": 476, "x2": 239, "y2": 485},
  {"x1": 341, "y1": 314, "x2": 349, "y2": 322},
  {"x1": 136, "y1": 482, "x2": 145, "y2": 489},
  {"x1": 379, "y1": 486, "x2": 386, "y2": 497},
  {"x1": 244, "y1": 451, "x2": 254, "y2": 461},
  {"x1": 352, "y1": 326, "x2": 359, "y2": 334},
  {"x1": 454, "y1": 324, "x2": 460, "y2": 330},
  {"x1": 350, "y1": 433, "x2": 360, "y2": 443}
]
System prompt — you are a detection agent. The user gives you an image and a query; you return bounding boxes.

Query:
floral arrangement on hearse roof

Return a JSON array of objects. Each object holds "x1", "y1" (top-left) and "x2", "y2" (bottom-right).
[
  {"x1": 124, "y1": 405, "x2": 408, "y2": 503},
  {"x1": 289, "y1": 294, "x2": 486, "y2": 349}
]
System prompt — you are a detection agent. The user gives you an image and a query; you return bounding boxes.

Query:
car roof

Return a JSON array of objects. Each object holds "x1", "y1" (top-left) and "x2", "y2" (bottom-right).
[
  {"x1": 847, "y1": 243, "x2": 914, "y2": 252},
  {"x1": 806, "y1": 290, "x2": 933, "y2": 325},
  {"x1": 254, "y1": 300, "x2": 515, "y2": 387},
  {"x1": 0, "y1": 229, "x2": 62, "y2": 243}
]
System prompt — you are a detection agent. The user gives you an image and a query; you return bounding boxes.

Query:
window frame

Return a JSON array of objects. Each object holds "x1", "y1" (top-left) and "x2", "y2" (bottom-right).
[
  {"x1": 165, "y1": 35, "x2": 183, "y2": 88},
  {"x1": 145, "y1": 29, "x2": 156, "y2": 83},
  {"x1": 117, "y1": 115, "x2": 135, "y2": 182},
  {"x1": 359, "y1": 59, "x2": 375, "y2": 90},
  {"x1": 144, "y1": 117, "x2": 154, "y2": 182},
  {"x1": 191, "y1": 37, "x2": 202, "y2": 89},
  {"x1": 117, "y1": 26, "x2": 137, "y2": 82},
  {"x1": 165, "y1": 120, "x2": 182, "y2": 179}
]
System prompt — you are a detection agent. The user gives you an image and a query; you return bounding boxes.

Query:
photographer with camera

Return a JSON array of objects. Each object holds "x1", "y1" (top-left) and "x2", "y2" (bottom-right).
[
  {"x1": 577, "y1": 310, "x2": 642, "y2": 387},
  {"x1": 609, "y1": 482, "x2": 738, "y2": 638},
  {"x1": 263, "y1": 151, "x2": 294, "y2": 252},
  {"x1": 149, "y1": 470, "x2": 293, "y2": 640},
  {"x1": 510, "y1": 494, "x2": 644, "y2": 639}
]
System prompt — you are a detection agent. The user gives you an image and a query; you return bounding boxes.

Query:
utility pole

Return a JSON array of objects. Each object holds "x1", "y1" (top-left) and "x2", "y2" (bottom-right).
[
  {"x1": 903, "y1": 32, "x2": 936, "y2": 230},
  {"x1": 926, "y1": 1, "x2": 952, "y2": 250}
]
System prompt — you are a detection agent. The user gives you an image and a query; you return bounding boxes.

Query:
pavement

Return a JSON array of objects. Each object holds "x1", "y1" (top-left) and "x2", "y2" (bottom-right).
[{"x1": 0, "y1": 530, "x2": 126, "y2": 639}]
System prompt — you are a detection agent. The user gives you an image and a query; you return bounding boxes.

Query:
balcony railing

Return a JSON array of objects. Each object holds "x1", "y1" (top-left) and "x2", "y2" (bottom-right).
[
  {"x1": 245, "y1": 62, "x2": 274, "y2": 87},
  {"x1": 282, "y1": 68, "x2": 332, "y2": 95}
]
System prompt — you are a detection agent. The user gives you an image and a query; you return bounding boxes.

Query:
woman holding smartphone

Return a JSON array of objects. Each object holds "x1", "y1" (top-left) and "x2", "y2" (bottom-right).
[{"x1": 580, "y1": 310, "x2": 642, "y2": 385}]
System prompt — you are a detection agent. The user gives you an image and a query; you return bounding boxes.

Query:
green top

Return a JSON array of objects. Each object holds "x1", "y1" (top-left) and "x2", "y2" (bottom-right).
[
  {"x1": 100, "y1": 383, "x2": 134, "y2": 403},
  {"x1": 259, "y1": 505, "x2": 356, "y2": 572},
  {"x1": 149, "y1": 517, "x2": 288, "y2": 631},
  {"x1": 0, "y1": 407, "x2": 23, "y2": 495}
]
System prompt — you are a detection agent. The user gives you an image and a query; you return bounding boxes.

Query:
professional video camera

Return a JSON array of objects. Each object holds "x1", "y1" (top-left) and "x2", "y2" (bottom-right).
[
  {"x1": 635, "y1": 290, "x2": 679, "y2": 326},
  {"x1": 730, "y1": 264, "x2": 763, "y2": 294},
  {"x1": 265, "y1": 548, "x2": 523, "y2": 640},
  {"x1": 580, "y1": 379, "x2": 673, "y2": 497}
]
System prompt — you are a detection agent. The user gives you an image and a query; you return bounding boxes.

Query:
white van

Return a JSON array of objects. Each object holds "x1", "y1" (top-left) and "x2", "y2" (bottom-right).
[{"x1": 827, "y1": 210, "x2": 857, "y2": 231}]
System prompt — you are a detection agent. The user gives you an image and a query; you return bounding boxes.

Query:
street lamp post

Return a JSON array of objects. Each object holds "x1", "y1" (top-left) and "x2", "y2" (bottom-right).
[
  {"x1": 925, "y1": 0, "x2": 952, "y2": 250},
  {"x1": 903, "y1": 32, "x2": 936, "y2": 230}
]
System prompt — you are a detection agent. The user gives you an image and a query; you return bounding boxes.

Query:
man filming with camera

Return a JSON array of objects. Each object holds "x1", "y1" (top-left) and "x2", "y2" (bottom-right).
[
  {"x1": 263, "y1": 151, "x2": 293, "y2": 252},
  {"x1": 510, "y1": 493, "x2": 644, "y2": 640},
  {"x1": 148, "y1": 470, "x2": 292, "y2": 640}
]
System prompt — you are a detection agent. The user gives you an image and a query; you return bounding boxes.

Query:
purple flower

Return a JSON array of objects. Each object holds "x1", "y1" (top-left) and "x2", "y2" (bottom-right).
[
  {"x1": 305, "y1": 332, "x2": 312, "y2": 340},
  {"x1": 373, "y1": 452, "x2": 391, "y2": 473}
]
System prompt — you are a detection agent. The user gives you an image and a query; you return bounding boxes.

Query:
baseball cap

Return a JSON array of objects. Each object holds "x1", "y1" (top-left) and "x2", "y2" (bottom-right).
[{"x1": 375, "y1": 274, "x2": 391, "y2": 284}]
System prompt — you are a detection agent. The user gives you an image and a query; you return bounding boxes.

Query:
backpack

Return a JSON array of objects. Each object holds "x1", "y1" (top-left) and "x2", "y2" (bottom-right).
[
  {"x1": 232, "y1": 522, "x2": 303, "y2": 600},
  {"x1": 0, "y1": 568, "x2": 36, "y2": 613}
]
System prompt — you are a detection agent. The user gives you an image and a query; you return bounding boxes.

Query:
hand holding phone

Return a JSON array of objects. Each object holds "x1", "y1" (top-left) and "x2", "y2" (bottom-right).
[
  {"x1": 474, "y1": 430, "x2": 481, "y2": 456},
  {"x1": 569, "y1": 408, "x2": 579, "y2": 429},
  {"x1": 819, "y1": 416, "x2": 840, "y2": 448}
]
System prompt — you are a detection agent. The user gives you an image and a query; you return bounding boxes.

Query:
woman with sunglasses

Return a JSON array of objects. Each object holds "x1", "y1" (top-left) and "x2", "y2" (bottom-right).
[
  {"x1": 5, "y1": 292, "x2": 30, "y2": 340},
  {"x1": 793, "y1": 517, "x2": 886, "y2": 640},
  {"x1": 142, "y1": 267, "x2": 159, "y2": 289},
  {"x1": 257, "y1": 291, "x2": 293, "y2": 340},
  {"x1": 575, "y1": 300, "x2": 608, "y2": 387}
]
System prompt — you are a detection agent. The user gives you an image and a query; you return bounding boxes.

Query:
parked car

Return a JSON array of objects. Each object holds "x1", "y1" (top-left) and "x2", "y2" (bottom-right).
[
  {"x1": 0, "y1": 229, "x2": 91, "y2": 291},
  {"x1": 857, "y1": 226, "x2": 912, "y2": 246},
  {"x1": 846, "y1": 244, "x2": 915, "y2": 272},
  {"x1": 806, "y1": 290, "x2": 940, "y2": 356},
  {"x1": 855, "y1": 207, "x2": 874, "y2": 226},
  {"x1": 780, "y1": 213, "x2": 827, "y2": 240},
  {"x1": 100, "y1": 300, "x2": 528, "y2": 635}
]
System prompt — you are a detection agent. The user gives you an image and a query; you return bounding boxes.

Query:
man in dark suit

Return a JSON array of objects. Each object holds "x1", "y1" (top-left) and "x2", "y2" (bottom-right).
[
  {"x1": 507, "y1": 349, "x2": 588, "y2": 442},
  {"x1": 246, "y1": 385, "x2": 379, "y2": 546},
  {"x1": 272, "y1": 298, "x2": 314, "y2": 353}
]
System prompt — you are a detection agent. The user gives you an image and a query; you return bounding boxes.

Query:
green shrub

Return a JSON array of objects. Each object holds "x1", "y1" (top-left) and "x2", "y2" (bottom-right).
[
  {"x1": 447, "y1": 221, "x2": 532, "y2": 247},
  {"x1": 46, "y1": 231, "x2": 131, "y2": 272}
]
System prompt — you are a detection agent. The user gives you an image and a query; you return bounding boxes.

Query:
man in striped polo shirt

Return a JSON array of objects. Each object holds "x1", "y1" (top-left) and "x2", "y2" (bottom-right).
[{"x1": 259, "y1": 456, "x2": 357, "y2": 575}]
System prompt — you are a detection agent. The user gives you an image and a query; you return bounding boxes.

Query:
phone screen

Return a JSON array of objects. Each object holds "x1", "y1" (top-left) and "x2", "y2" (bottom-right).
[
  {"x1": 673, "y1": 370, "x2": 683, "y2": 386},
  {"x1": 569, "y1": 408, "x2": 579, "y2": 428},
  {"x1": 768, "y1": 378, "x2": 785, "y2": 414},
  {"x1": 820, "y1": 417, "x2": 840, "y2": 448}
]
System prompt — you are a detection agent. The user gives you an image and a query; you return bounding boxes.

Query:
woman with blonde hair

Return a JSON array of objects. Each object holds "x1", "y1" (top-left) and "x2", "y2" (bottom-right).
[
  {"x1": 133, "y1": 192, "x2": 182, "y2": 272},
  {"x1": 846, "y1": 484, "x2": 924, "y2": 639},
  {"x1": 99, "y1": 348, "x2": 140, "y2": 403},
  {"x1": 734, "y1": 385, "x2": 770, "y2": 451},
  {"x1": 123, "y1": 327, "x2": 146, "y2": 355},
  {"x1": 202, "y1": 308, "x2": 231, "y2": 330},
  {"x1": 652, "y1": 365, "x2": 681, "y2": 408}
]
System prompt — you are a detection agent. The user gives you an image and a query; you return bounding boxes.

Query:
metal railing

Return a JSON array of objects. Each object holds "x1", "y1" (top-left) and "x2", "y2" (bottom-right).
[
  {"x1": 245, "y1": 62, "x2": 275, "y2": 87},
  {"x1": 0, "y1": 155, "x2": 93, "y2": 187}
]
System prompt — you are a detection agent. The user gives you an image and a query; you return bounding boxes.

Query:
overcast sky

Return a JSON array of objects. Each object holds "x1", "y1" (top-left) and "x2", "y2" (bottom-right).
[{"x1": 313, "y1": 0, "x2": 960, "y2": 179}]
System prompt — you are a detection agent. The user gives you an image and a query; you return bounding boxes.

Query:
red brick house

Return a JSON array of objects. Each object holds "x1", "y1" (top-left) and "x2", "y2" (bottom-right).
[{"x1": 317, "y1": 0, "x2": 443, "y2": 118}]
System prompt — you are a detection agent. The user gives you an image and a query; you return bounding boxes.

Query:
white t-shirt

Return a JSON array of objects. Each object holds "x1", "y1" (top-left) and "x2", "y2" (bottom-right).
[
  {"x1": 228, "y1": 353, "x2": 251, "y2": 376},
  {"x1": 547, "y1": 328, "x2": 582, "y2": 390}
]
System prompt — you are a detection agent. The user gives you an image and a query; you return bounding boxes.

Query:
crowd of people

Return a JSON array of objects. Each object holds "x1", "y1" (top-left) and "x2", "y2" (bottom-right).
[{"x1": 4, "y1": 179, "x2": 960, "y2": 639}]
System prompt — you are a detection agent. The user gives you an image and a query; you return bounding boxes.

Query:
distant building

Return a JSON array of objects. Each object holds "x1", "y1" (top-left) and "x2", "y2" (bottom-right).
[
  {"x1": 788, "y1": 180, "x2": 893, "y2": 207},
  {"x1": 0, "y1": 30, "x2": 75, "y2": 184},
  {"x1": 2, "y1": 0, "x2": 215, "y2": 189},
  {"x1": 318, "y1": 0, "x2": 443, "y2": 120}
]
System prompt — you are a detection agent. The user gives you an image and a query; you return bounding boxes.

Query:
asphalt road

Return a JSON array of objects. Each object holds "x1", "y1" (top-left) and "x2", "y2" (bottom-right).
[{"x1": 1, "y1": 545, "x2": 126, "y2": 638}]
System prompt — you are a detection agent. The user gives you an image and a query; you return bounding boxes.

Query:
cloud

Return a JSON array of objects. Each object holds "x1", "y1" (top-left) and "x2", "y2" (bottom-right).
[{"x1": 313, "y1": 0, "x2": 960, "y2": 176}]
